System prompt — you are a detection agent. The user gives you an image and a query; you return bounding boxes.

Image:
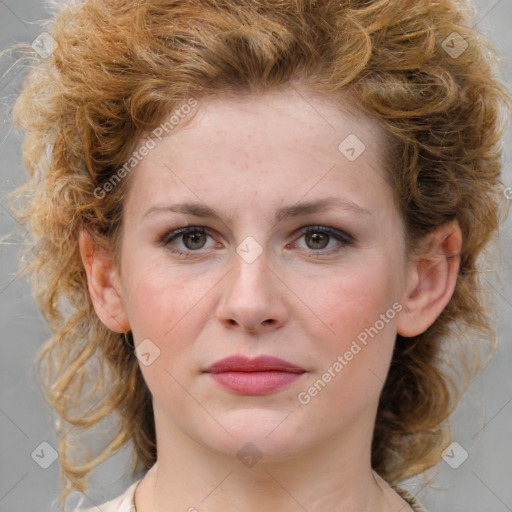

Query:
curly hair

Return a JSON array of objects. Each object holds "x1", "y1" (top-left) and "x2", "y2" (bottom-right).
[{"x1": 7, "y1": 0, "x2": 511, "y2": 509}]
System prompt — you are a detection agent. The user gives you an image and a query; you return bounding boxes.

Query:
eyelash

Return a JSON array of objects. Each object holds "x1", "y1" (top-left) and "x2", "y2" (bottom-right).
[{"x1": 159, "y1": 225, "x2": 354, "y2": 258}]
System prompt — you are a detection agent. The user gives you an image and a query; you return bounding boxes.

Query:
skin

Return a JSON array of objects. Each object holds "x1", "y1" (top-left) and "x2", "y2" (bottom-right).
[{"x1": 79, "y1": 87, "x2": 462, "y2": 512}]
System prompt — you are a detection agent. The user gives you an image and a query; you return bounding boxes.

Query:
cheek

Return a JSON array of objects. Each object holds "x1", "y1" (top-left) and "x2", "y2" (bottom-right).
[
  {"x1": 124, "y1": 267, "x2": 202, "y2": 397},
  {"x1": 122, "y1": 261, "x2": 216, "y2": 363},
  {"x1": 124, "y1": 270, "x2": 182, "y2": 339},
  {"x1": 122, "y1": 253, "x2": 197, "y2": 336},
  {"x1": 297, "y1": 269, "x2": 399, "y2": 418},
  {"x1": 300, "y1": 259, "x2": 401, "y2": 395},
  {"x1": 310, "y1": 262, "x2": 400, "y2": 339}
]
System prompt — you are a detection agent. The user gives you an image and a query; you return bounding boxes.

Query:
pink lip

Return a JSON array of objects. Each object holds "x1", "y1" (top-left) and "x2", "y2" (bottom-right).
[{"x1": 204, "y1": 356, "x2": 306, "y2": 395}]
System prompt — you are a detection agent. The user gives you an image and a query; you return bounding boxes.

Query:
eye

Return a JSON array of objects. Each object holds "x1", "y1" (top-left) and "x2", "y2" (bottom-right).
[
  {"x1": 160, "y1": 226, "x2": 218, "y2": 256},
  {"x1": 159, "y1": 225, "x2": 354, "y2": 258},
  {"x1": 292, "y1": 226, "x2": 354, "y2": 255}
]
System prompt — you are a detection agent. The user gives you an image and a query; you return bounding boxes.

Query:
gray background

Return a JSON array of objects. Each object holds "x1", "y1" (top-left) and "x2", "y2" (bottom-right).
[{"x1": 0, "y1": 1, "x2": 511, "y2": 511}]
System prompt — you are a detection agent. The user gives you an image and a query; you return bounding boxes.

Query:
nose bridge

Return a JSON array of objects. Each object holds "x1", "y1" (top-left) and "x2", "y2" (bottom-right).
[
  {"x1": 229, "y1": 239, "x2": 273, "y2": 303},
  {"x1": 217, "y1": 236, "x2": 288, "y2": 331}
]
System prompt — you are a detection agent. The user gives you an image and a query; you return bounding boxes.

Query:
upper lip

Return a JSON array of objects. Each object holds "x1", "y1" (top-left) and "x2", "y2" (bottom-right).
[{"x1": 204, "y1": 355, "x2": 306, "y2": 374}]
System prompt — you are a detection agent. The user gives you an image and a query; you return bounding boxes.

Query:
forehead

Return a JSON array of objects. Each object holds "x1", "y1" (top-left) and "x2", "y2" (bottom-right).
[
  {"x1": 125, "y1": 88, "x2": 394, "y2": 222},
  {"x1": 177, "y1": 89, "x2": 381, "y2": 155}
]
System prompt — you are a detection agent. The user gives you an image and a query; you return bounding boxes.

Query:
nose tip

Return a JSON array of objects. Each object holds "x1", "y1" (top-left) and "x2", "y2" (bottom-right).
[{"x1": 217, "y1": 254, "x2": 288, "y2": 333}]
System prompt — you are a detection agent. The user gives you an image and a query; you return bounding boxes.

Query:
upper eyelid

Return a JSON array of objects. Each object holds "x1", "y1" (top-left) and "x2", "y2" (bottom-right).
[
  {"x1": 161, "y1": 226, "x2": 212, "y2": 244},
  {"x1": 163, "y1": 225, "x2": 353, "y2": 247},
  {"x1": 302, "y1": 225, "x2": 354, "y2": 242}
]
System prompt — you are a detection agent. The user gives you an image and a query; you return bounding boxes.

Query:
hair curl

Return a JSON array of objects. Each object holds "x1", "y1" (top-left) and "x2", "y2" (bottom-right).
[{"x1": 7, "y1": 0, "x2": 511, "y2": 509}]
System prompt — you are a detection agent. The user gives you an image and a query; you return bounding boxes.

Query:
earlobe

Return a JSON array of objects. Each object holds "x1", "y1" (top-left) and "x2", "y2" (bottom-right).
[
  {"x1": 78, "y1": 228, "x2": 130, "y2": 333},
  {"x1": 397, "y1": 220, "x2": 462, "y2": 338}
]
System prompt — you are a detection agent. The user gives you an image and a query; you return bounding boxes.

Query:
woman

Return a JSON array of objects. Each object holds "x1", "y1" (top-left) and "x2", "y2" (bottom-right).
[{"x1": 9, "y1": 0, "x2": 511, "y2": 511}]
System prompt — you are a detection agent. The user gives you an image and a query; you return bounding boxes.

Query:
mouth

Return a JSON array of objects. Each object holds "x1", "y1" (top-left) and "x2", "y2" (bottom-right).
[{"x1": 203, "y1": 355, "x2": 306, "y2": 395}]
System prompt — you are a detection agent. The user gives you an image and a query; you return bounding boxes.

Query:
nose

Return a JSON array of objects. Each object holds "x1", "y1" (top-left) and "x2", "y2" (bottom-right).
[{"x1": 216, "y1": 246, "x2": 289, "y2": 334}]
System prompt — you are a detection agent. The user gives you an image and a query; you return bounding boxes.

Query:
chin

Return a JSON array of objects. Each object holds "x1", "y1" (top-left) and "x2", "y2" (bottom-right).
[{"x1": 194, "y1": 409, "x2": 311, "y2": 462}]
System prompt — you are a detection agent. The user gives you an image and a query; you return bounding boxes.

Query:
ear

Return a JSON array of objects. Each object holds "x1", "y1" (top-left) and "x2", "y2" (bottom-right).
[
  {"x1": 397, "y1": 219, "x2": 462, "y2": 337},
  {"x1": 78, "y1": 228, "x2": 130, "y2": 333}
]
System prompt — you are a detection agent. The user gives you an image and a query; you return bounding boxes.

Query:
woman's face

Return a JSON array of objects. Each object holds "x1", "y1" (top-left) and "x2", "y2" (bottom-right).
[{"x1": 115, "y1": 89, "x2": 413, "y2": 461}]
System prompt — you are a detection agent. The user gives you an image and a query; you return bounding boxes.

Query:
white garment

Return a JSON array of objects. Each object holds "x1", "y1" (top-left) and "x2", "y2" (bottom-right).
[
  {"x1": 74, "y1": 479, "x2": 140, "y2": 512},
  {"x1": 72, "y1": 463, "x2": 429, "y2": 512},
  {"x1": 70, "y1": 463, "x2": 158, "y2": 511}
]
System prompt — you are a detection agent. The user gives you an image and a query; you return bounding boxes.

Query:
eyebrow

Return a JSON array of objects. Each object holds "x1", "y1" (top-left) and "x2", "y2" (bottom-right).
[{"x1": 143, "y1": 197, "x2": 373, "y2": 223}]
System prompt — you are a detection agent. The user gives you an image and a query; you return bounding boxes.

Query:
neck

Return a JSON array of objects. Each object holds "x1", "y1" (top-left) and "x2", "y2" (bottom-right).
[{"x1": 135, "y1": 404, "x2": 411, "y2": 512}]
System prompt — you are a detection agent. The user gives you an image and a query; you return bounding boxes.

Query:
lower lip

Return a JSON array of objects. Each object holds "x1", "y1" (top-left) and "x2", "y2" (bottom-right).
[{"x1": 208, "y1": 371, "x2": 304, "y2": 395}]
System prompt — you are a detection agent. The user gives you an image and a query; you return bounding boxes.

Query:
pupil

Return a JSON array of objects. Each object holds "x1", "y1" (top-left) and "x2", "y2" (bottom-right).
[
  {"x1": 307, "y1": 232, "x2": 328, "y2": 249},
  {"x1": 185, "y1": 232, "x2": 205, "y2": 249}
]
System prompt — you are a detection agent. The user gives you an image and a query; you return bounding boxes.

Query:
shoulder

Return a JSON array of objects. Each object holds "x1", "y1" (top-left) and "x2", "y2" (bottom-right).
[{"x1": 74, "y1": 479, "x2": 140, "y2": 512}]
